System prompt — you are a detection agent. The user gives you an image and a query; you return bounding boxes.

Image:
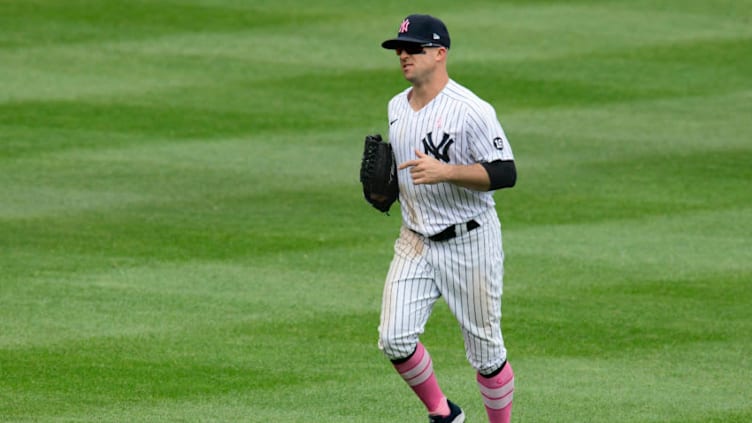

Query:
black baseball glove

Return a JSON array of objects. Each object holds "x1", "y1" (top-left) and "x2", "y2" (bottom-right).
[{"x1": 359, "y1": 134, "x2": 398, "y2": 213}]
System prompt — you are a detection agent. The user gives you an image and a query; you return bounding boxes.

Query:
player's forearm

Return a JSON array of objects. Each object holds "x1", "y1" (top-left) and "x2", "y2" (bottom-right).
[
  {"x1": 447, "y1": 160, "x2": 517, "y2": 191},
  {"x1": 446, "y1": 163, "x2": 491, "y2": 191}
]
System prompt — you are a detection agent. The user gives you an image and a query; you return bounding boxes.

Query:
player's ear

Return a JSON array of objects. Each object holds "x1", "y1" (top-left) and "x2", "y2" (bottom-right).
[{"x1": 436, "y1": 47, "x2": 448, "y2": 61}]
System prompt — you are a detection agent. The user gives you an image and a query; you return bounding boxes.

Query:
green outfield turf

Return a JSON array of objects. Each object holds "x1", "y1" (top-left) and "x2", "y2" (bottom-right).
[{"x1": 1, "y1": 1, "x2": 751, "y2": 422}]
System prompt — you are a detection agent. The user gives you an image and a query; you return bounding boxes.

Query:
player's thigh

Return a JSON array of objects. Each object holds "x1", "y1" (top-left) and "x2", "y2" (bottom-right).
[
  {"x1": 378, "y1": 276, "x2": 439, "y2": 356},
  {"x1": 379, "y1": 230, "x2": 439, "y2": 359},
  {"x1": 439, "y1": 223, "x2": 507, "y2": 370}
]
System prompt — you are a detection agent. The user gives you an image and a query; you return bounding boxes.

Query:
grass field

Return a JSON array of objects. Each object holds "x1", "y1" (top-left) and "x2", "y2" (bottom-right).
[{"x1": 1, "y1": 1, "x2": 751, "y2": 422}]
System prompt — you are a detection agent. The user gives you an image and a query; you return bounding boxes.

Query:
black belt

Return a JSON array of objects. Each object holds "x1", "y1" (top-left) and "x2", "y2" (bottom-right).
[{"x1": 423, "y1": 220, "x2": 480, "y2": 242}]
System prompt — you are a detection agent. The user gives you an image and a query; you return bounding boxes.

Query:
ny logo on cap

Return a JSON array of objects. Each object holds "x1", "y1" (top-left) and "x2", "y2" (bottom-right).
[{"x1": 399, "y1": 19, "x2": 410, "y2": 33}]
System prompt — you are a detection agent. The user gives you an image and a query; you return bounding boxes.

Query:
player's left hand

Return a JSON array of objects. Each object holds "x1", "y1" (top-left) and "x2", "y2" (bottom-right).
[{"x1": 399, "y1": 150, "x2": 449, "y2": 185}]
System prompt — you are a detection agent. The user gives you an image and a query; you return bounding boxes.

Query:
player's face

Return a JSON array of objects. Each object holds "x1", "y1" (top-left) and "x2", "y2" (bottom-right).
[{"x1": 395, "y1": 45, "x2": 444, "y2": 84}]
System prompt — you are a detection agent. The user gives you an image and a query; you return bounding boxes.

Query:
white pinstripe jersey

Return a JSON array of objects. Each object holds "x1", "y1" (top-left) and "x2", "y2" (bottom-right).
[{"x1": 388, "y1": 79, "x2": 514, "y2": 236}]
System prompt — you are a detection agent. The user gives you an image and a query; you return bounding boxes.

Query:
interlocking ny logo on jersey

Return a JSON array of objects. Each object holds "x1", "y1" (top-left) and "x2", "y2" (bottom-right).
[{"x1": 422, "y1": 132, "x2": 454, "y2": 162}]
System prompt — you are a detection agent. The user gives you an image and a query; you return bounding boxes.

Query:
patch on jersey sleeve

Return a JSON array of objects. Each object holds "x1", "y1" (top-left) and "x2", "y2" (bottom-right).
[{"x1": 493, "y1": 136, "x2": 505, "y2": 150}]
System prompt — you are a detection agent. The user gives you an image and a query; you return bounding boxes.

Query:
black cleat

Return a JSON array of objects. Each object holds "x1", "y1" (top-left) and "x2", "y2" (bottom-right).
[{"x1": 429, "y1": 400, "x2": 465, "y2": 423}]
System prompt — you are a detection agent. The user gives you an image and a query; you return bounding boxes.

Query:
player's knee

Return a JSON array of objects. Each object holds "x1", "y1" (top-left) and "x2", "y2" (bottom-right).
[
  {"x1": 378, "y1": 332, "x2": 417, "y2": 361},
  {"x1": 467, "y1": 349, "x2": 507, "y2": 375}
]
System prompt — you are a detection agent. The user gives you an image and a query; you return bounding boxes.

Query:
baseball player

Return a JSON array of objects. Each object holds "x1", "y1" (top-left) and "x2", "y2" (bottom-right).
[{"x1": 377, "y1": 14, "x2": 517, "y2": 423}]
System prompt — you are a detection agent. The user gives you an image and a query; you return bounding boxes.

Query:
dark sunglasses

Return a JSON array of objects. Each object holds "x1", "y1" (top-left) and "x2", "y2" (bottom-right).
[{"x1": 395, "y1": 43, "x2": 442, "y2": 55}]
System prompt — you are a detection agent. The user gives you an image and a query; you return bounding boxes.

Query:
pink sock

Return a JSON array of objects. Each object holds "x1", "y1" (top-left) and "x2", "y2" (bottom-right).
[
  {"x1": 393, "y1": 343, "x2": 450, "y2": 416},
  {"x1": 477, "y1": 362, "x2": 515, "y2": 423}
]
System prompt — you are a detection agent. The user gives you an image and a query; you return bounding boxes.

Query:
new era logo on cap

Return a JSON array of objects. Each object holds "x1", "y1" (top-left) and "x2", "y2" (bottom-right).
[{"x1": 382, "y1": 14, "x2": 451, "y2": 50}]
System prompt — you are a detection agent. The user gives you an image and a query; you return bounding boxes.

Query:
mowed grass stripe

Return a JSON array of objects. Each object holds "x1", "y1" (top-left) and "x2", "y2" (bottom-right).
[
  {"x1": 0, "y1": 69, "x2": 396, "y2": 148},
  {"x1": 0, "y1": 271, "x2": 381, "y2": 349},
  {"x1": 2, "y1": 2, "x2": 748, "y2": 104},
  {"x1": 4, "y1": 130, "x2": 745, "y2": 262},
  {"x1": 3, "y1": 34, "x2": 749, "y2": 157},
  {"x1": 0, "y1": 131, "x2": 369, "y2": 218},
  {"x1": 0, "y1": 0, "x2": 337, "y2": 47},
  {"x1": 513, "y1": 347, "x2": 751, "y2": 423}
]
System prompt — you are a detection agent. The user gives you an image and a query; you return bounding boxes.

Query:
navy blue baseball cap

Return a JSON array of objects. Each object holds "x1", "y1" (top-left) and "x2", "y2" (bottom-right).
[{"x1": 382, "y1": 14, "x2": 451, "y2": 49}]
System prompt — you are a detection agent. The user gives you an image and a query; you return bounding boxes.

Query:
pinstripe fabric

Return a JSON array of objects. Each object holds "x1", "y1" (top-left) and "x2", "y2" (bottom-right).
[
  {"x1": 378, "y1": 208, "x2": 507, "y2": 374},
  {"x1": 388, "y1": 79, "x2": 514, "y2": 236}
]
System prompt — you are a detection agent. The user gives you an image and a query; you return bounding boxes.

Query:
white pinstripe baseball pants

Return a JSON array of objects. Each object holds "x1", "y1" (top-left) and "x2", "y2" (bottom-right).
[{"x1": 378, "y1": 208, "x2": 508, "y2": 375}]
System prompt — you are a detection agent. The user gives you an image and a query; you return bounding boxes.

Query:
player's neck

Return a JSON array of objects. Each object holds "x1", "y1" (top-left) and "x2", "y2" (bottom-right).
[{"x1": 409, "y1": 72, "x2": 449, "y2": 111}]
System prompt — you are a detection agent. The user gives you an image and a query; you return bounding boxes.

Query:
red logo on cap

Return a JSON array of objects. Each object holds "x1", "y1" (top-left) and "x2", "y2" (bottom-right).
[{"x1": 399, "y1": 19, "x2": 410, "y2": 33}]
